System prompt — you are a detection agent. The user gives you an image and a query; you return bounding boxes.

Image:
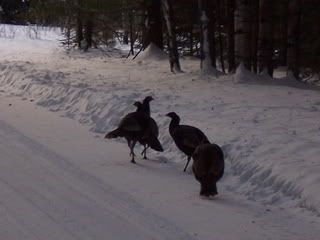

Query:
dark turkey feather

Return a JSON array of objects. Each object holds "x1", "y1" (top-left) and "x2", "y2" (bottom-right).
[
  {"x1": 192, "y1": 143, "x2": 224, "y2": 197},
  {"x1": 145, "y1": 134, "x2": 163, "y2": 152},
  {"x1": 133, "y1": 97, "x2": 162, "y2": 159},
  {"x1": 105, "y1": 103, "x2": 163, "y2": 163},
  {"x1": 166, "y1": 112, "x2": 210, "y2": 172},
  {"x1": 141, "y1": 96, "x2": 153, "y2": 116}
]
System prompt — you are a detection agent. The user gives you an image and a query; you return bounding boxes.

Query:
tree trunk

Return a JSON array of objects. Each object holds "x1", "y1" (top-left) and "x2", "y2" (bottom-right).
[
  {"x1": 258, "y1": 0, "x2": 274, "y2": 76},
  {"x1": 250, "y1": 0, "x2": 259, "y2": 73},
  {"x1": 122, "y1": 0, "x2": 129, "y2": 45},
  {"x1": 144, "y1": 0, "x2": 163, "y2": 49},
  {"x1": 216, "y1": 0, "x2": 225, "y2": 73},
  {"x1": 162, "y1": 0, "x2": 182, "y2": 73},
  {"x1": 189, "y1": 2, "x2": 198, "y2": 56},
  {"x1": 279, "y1": 0, "x2": 289, "y2": 66},
  {"x1": 287, "y1": 0, "x2": 301, "y2": 79},
  {"x1": 227, "y1": 0, "x2": 235, "y2": 73},
  {"x1": 129, "y1": 9, "x2": 135, "y2": 55},
  {"x1": 76, "y1": 11, "x2": 83, "y2": 49},
  {"x1": 64, "y1": 16, "x2": 72, "y2": 48},
  {"x1": 198, "y1": 0, "x2": 217, "y2": 74},
  {"x1": 84, "y1": 14, "x2": 93, "y2": 51},
  {"x1": 235, "y1": 0, "x2": 252, "y2": 70},
  {"x1": 123, "y1": 31, "x2": 129, "y2": 45},
  {"x1": 189, "y1": 24, "x2": 194, "y2": 56}
]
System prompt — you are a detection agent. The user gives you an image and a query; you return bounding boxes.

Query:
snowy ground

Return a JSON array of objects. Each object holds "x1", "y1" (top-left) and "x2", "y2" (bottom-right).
[{"x1": 0, "y1": 24, "x2": 320, "y2": 239}]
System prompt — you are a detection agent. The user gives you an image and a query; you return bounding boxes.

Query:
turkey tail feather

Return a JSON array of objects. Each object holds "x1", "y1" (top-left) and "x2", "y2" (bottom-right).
[
  {"x1": 148, "y1": 135, "x2": 164, "y2": 152},
  {"x1": 105, "y1": 128, "x2": 121, "y2": 139}
]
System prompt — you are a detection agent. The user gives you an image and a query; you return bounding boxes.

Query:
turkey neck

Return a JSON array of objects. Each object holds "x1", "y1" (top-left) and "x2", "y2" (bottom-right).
[
  {"x1": 135, "y1": 105, "x2": 143, "y2": 112},
  {"x1": 169, "y1": 116, "x2": 180, "y2": 134},
  {"x1": 142, "y1": 101, "x2": 151, "y2": 116}
]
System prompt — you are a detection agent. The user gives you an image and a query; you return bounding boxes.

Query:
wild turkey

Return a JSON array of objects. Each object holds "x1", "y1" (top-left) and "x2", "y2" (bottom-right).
[
  {"x1": 134, "y1": 99, "x2": 160, "y2": 159},
  {"x1": 105, "y1": 111, "x2": 163, "y2": 163},
  {"x1": 192, "y1": 143, "x2": 224, "y2": 197},
  {"x1": 166, "y1": 112, "x2": 210, "y2": 172}
]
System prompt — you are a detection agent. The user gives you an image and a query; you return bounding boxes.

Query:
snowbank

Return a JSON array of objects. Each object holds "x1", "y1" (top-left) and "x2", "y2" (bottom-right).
[
  {"x1": 234, "y1": 63, "x2": 273, "y2": 83},
  {"x1": 1, "y1": 59, "x2": 320, "y2": 216},
  {"x1": 135, "y1": 43, "x2": 168, "y2": 62}
]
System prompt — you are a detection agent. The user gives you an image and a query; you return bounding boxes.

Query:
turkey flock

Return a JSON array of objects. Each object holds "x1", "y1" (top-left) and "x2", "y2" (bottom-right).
[{"x1": 105, "y1": 96, "x2": 224, "y2": 198}]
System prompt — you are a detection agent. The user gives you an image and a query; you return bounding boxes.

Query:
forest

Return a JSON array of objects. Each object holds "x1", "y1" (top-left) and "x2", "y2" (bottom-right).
[{"x1": 1, "y1": 0, "x2": 319, "y2": 80}]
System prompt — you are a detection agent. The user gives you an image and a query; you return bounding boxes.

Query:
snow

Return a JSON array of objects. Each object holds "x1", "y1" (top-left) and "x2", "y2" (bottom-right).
[
  {"x1": 0, "y1": 98, "x2": 194, "y2": 240},
  {"x1": 234, "y1": 62, "x2": 256, "y2": 83},
  {"x1": 0, "y1": 24, "x2": 61, "y2": 62},
  {"x1": 1, "y1": 24, "x2": 320, "y2": 239},
  {"x1": 135, "y1": 43, "x2": 167, "y2": 62}
]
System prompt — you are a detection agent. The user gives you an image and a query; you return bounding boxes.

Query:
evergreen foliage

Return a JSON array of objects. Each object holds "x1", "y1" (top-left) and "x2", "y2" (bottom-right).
[{"x1": 1, "y1": 0, "x2": 319, "y2": 80}]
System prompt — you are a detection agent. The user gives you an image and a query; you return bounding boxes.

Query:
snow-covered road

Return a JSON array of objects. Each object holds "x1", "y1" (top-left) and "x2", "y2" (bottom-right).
[
  {"x1": 0, "y1": 97, "x2": 193, "y2": 240},
  {"x1": 0, "y1": 95, "x2": 319, "y2": 240}
]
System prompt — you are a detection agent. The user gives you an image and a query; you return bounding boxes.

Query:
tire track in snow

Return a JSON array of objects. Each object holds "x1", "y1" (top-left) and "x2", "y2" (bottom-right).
[{"x1": 0, "y1": 120, "x2": 194, "y2": 240}]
